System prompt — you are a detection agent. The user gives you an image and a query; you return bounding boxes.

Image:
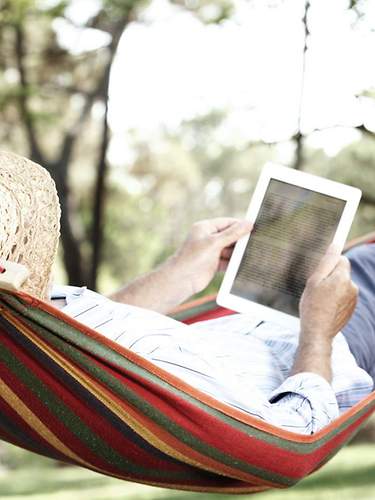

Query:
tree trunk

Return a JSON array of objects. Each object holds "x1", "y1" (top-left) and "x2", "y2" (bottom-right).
[
  {"x1": 88, "y1": 94, "x2": 110, "y2": 290},
  {"x1": 87, "y1": 20, "x2": 129, "y2": 290},
  {"x1": 48, "y1": 162, "x2": 87, "y2": 286}
]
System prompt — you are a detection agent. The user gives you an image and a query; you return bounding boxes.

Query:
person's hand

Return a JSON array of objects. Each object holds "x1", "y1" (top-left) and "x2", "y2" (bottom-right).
[
  {"x1": 109, "y1": 217, "x2": 252, "y2": 314},
  {"x1": 171, "y1": 218, "x2": 253, "y2": 296},
  {"x1": 299, "y1": 248, "x2": 358, "y2": 342}
]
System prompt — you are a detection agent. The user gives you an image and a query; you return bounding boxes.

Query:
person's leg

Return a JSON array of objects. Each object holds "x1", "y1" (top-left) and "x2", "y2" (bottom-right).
[{"x1": 342, "y1": 243, "x2": 375, "y2": 382}]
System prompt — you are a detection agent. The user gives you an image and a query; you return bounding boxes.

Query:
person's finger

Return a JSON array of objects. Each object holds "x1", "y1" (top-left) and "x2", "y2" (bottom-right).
[
  {"x1": 327, "y1": 256, "x2": 352, "y2": 284},
  {"x1": 308, "y1": 246, "x2": 341, "y2": 285},
  {"x1": 328, "y1": 255, "x2": 350, "y2": 275},
  {"x1": 209, "y1": 217, "x2": 243, "y2": 233},
  {"x1": 192, "y1": 218, "x2": 247, "y2": 239},
  {"x1": 333, "y1": 255, "x2": 351, "y2": 273},
  {"x1": 215, "y1": 220, "x2": 253, "y2": 248}
]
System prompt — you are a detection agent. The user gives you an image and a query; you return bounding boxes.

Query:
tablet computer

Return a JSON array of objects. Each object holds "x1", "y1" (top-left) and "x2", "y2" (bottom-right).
[{"x1": 217, "y1": 163, "x2": 362, "y2": 329}]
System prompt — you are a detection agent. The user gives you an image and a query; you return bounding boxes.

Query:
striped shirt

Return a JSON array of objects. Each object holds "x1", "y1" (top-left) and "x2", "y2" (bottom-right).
[{"x1": 51, "y1": 285, "x2": 374, "y2": 435}]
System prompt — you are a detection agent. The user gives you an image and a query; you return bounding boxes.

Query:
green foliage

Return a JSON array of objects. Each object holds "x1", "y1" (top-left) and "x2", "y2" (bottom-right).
[
  {"x1": 170, "y1": 0, "x2": 234, "y2": 24},
  {"x1": 102, "y1": 0, "x2": 147, "y2": 18},
  {"x1": 0, "y1": 0, "x2": 67, "y2": 25},
  {"x1": 0, "y1": 0, "x2": 34, "y2": 25},
  {"x1": 41, "y1": 1, "x2": 69, "y2": 18}
]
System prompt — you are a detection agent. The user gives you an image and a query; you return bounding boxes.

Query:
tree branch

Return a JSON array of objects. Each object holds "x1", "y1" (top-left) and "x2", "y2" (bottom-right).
[
  {"x1": 14, "y1": 24, "x2": 44, "y2": 165},
  {"x1": 88, "y1": 15, "x2": 130, "y2": 289},
  {"x1": 292, "y1": 131, "x2": 304, "y2": 171},
  {"x1": 292, "y1": 0, "x2": 310, "y2": 171},
  {"x1": 357, "y1": 124, "x2": 375, "y2": 139},
  {"x1": 361, "y1": 193, "x2": 375, "y2": 206}
]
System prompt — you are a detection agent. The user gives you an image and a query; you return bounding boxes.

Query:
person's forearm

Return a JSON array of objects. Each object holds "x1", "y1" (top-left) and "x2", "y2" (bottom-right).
[
  {"x1": 108, "y1": 218, "x2": 253, "y2": 314},
  {"x1": 108, "y1": 256, "x2": 194, "y2": 314},
  {"x1": 291, "y1": 333, "x2": 333, "y2": 382}
]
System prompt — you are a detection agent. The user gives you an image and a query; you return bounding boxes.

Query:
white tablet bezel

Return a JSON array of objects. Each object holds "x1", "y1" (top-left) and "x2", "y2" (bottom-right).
[{"x1": 216, "y1": 163, "x2": 362, "y2": 329}]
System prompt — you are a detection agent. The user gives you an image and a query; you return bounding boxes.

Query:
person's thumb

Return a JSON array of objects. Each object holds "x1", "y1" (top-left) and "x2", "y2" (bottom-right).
[
  {"x1": 308, "y1": 243, "x2": 341, "y2": 286},
  {"x1": 216, "y1": 220, "x2": 253, "y2": 248}
]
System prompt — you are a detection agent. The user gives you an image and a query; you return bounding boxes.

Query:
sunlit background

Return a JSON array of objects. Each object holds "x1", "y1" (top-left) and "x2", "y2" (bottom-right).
[
  {"x1": 2, "y1": 0, "x2": 375, "y2": 498},
  {"x1": 2, "y1": 0, "x2": 375, "y2": 294}
]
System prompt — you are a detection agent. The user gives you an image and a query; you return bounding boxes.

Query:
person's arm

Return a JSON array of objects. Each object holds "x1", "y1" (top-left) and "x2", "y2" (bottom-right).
[
  {"x1": 265, "y1": 249, "x2": 359, "y2": 434},
  {"x1": 108, "y1": 218, "x2": 253, "y2": 313},
  {"x1": 293, "y1": 250, "x2": 358, "y2": 383}
]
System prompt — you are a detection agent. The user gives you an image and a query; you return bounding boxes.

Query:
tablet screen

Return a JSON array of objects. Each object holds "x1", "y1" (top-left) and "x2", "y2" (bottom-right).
[{"x1": 230, "y1": 179, "x2": 346, "y2": 317}]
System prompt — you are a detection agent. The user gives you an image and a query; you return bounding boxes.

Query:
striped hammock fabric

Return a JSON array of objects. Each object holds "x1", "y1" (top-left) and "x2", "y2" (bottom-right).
[{"x1": 1, "y1": 237, "x2": 375, "y2": 493}]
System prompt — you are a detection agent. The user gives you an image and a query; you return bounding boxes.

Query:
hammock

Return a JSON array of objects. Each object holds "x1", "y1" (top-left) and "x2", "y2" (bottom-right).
[{"x1": 0, "y1": 234, "x2": 375, "y2": 494}]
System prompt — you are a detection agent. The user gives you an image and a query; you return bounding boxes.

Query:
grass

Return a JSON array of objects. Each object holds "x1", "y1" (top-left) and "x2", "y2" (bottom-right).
[{"x1": 0, "y1": 443, "x2": 375, "y2": 499}]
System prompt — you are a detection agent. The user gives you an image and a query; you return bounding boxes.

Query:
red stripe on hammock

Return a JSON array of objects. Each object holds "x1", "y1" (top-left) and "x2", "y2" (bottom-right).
[
  {"x1": 0, "y1": 332, "x2": 166, "y2": 475},
  {"x1": 0, "y1": 388, "x2": 68, "y2": 463},
  {"x1": 183, "y1": 306, "x2": 234, "y2": 324},
  {"x1": 85, "y1": 348, "x2": 320, "y2": 482},
  {"x1": 129, "y1": 370, "x2": 374, "y2": 482},
  {"x1": 83, "y1": 351, "x2": 275, "y2": 486},
  {"x1": 0, "y1": 340, "x2": 117, "y2": 471},
  {"x1": 1, "y1": 325, "x2": 260, "y2": 487},
  {"x1": 85, "y1": 341, "x2": 375, "y2": 482}
]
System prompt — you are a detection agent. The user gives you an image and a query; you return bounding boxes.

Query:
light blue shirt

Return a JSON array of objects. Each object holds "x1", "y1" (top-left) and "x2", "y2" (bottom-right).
[{"x1": 51, "y1": 285, "x2": 374, "y2": 435}]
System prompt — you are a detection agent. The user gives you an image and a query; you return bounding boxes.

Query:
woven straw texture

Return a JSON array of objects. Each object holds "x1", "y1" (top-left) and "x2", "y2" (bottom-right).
[{"x1": 0, "y1": 151, "x2": 60, "y2": 299}]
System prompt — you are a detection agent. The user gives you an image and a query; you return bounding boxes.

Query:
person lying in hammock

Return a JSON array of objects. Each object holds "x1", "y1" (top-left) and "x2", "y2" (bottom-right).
[
  {"x1": 2, "y1": 152, "x2": 373, "y2": 436},
  {"x1": 49, "y1": 218, "x2": 374, "y2": 435}
]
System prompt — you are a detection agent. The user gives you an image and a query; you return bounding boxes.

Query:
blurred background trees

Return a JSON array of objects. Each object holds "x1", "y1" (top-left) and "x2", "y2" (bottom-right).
[
  {"x1": 1, "y1": 0, "x2": 135, "y2": 288},
  {"x1": 1, "y1": 0, "x2": 375, "y2": 297},
  {"x1": 0, "y1": 0, "x2": 235, "y2": 290}
]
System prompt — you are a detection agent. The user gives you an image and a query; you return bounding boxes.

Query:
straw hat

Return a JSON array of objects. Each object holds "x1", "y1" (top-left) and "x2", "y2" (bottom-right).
[{"x1": 0, "y1": 151, "x2": 61, "y2": 299}]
